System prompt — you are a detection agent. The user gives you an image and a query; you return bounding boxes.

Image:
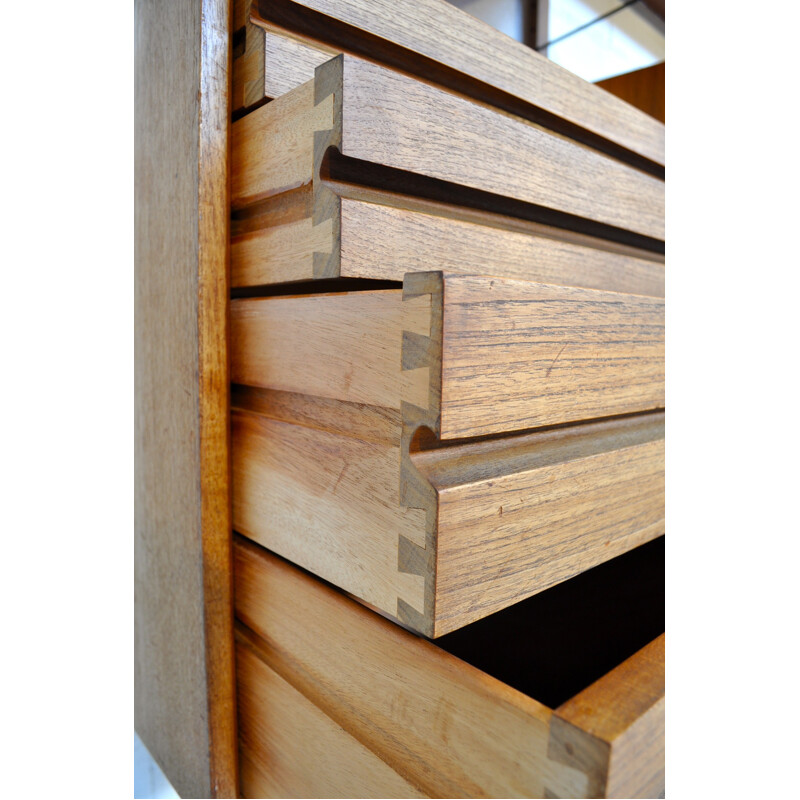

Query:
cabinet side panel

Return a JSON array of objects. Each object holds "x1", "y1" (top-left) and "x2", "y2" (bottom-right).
[{"x1": 135, "y1": 0, "x2": 236, "y2": 796}]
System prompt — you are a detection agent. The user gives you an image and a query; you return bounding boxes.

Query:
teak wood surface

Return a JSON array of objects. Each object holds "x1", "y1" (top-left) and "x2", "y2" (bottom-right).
[
  {"x1": 233, "y1": 1, "x2": 267, "y2": 114},
  {"x1": 236, "y1": 642, "x2": 426, "y2": 798},
  {"x1": 232, "y1": 55, "x2": 664, "y2": 249},
  {"x1": 251, "y1": 0, "x2": 665, "y2": 168},
  {"x1": 234, "y1": 538, "x2": 665, "y2": 798},
  {"x1": 231, "y1": 393, "x2": 664, "y2": 636},
  {"x1": 231, "y1": 269, "x2": 664, "y2": 634},
  {"x1": 551, "y1": 635, "x2": 665, "y2": 798},
  {"x1": 232, "y1": 186, "x2": 664, "y2": 295},
  {"x1": 231, "y1": 273, "x2": 665, "y2": 438},
  {"x1": 134, "y1": 0, "x2": 236, "y2": 796}
]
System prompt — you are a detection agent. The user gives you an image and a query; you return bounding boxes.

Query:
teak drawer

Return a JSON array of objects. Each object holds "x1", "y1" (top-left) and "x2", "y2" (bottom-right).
[
  {"x1": 234, "y1": 537, "x2": 665, "y2": 799},
  {"x1": 231, "y1": 54, "x2": 665, "y2": 292},
  {"x1": 232, "y1": 272, "x2": 665, "y2": 439},
  {"x1": 231, "y1": 274, "x2": 663, "y2": 636}
]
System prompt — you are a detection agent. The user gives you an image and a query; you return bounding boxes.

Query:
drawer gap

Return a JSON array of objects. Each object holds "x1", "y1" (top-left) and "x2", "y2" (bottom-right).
[
  {"x1": 253, "y1": 1, "x2": 666, "y2": 178},
  {"x1": 325, "y1": 149, "x2": 665, "y2": 255},
  {"x1": 434, "y1": 536, "x2": 664, "y2": 708},
  {"x1": 230, "y1": 276, "x2": 400, "y2": 299}
]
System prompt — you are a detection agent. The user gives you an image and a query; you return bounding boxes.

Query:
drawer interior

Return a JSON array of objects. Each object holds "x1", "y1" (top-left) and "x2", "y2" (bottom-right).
[
  {"x1": 435, "y1": 535, "x2": 664, "y2": 708},
  {"x1": 234, "y1": 534, "x2": 664, "y2": 798}
]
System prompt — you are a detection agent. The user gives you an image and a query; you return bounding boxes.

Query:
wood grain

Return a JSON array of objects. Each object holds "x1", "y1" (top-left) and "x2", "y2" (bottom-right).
[
  {"x1": 550, "y1": 635, "x2": 665, "y2": 798},
  {"x1": 232, "y1": 214, "x2": 333, "y2": 285},
  {"x1": 253, "y1": 0, "x2": 665, "y2": 167},
  {"x1": 437, "y1": 274, "x2": 665, "y2": 439},
  {"x1": 232, "y1": 409, "x2": 428, "y2": 619},
  {"x1": 339, "y1": 198, "x2": 665, "y2": 297},
  {"x1": 232, "y1": 384, "x2": 401, "y2": 446},
  {"x1": 233, "y1": 538, "x2": 596, "y2": 799},
  {"x1": 231, "y1": 275, "x2": 664, "y2": 439},
  {"x1": 230, "y1": 186, "x2": 664, "y2": 295},
  {"x1": 264, "y1": 24, "x2": 336, "y2": 98},
  {"x1": 232, "y1": 389, "x2": 663, "y2": 636},
  {"x1": 234, "y1": 54, "x2": 664, "y2": 242},
  {"x1": 134, "y1": 0, "x2": 236, "y2": 796},
  {"x1": 232, "y1": 0, "x2": 266, "y2": 112},
  {"x1": 333, "y1": 55, "x2": 664, "y2": 241},
  {"x1": 231, "y1": 76, "x2": 332, "y2": 208},
  {"x1": 236, "y1": 639, "x2": 426, "y2": 798},
  {"x1": 596, "y1": 62, "x2": 665, "y2": 124},
  {"x1": 418, "y1": 414, "x2": 665, "y2": 634},
  {"x1": 230, "y1": 290, "x2": 430, "y2": 411}
]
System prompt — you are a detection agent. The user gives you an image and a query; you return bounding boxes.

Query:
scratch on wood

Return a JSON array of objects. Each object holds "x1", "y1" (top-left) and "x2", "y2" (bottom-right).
[
  {"x1": 546, "y1": 343, "x2": 568, "y2": 378},
  {"x1": 332, "y1": 462, "x2": 348, "y2": 494}
]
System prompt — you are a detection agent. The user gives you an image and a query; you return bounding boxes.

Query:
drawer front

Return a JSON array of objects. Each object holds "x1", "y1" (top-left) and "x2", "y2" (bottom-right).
[
  {"x1": 233, "y1": 55, "x2": 663, "y2": 241},
  {"x1": 251, "y1": 2, "x2": 665, "y2": 167},
  {"x1": 231, "y1": 272, "x2": 665, "y2": 438},
  {"x1": 234, "y1": 537, "x2": 665, "y2": 798},
  {"x1": 230, "y1": 269, "x2": 664, "y2": 635},
  {"x1": 232, "y1": 191, "x2": 664, "y2": 296},
  {"x1": 231, "y1": 52, "x2": 664, "y2": 293},
  {"x1": 232, "y1": 401, "x2": 663, "y2": 636}
]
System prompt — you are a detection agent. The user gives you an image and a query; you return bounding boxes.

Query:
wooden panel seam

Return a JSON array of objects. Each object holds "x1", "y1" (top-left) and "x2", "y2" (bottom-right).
[
  {"x1": 398, "y1": 272, "x2": 442, "y2": 635},
  {"x1": 312, "y1": 55, "x2": 343, "y2": 277}
]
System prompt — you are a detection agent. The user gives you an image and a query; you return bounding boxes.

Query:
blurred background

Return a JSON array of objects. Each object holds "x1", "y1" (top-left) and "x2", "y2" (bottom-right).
[{"x1": 447, "y1": 0, "x2": 664, "y2": 120}]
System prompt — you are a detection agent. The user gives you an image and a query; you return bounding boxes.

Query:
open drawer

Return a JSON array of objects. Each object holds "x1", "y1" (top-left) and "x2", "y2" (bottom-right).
[
  {"x1": 231, "y1": 53, "x2": 664, "y2": 292},
  {"x1": 232, "y1": 271, "x2": 665, "y2": 439},
  {"x1": 234, "y1": 535, "x2": 665, "y2": 798},
  {"x1": 231, "y1": 271, "x2": 664, "y2": 635}
]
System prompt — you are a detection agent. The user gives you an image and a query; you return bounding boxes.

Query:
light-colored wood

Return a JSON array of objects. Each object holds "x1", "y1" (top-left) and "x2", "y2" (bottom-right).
[
  {"x1": 230, "y1": 289, "x2": 430, "y2": 411},
  {"x1": 264, "y1": 25, "x2": 337, "y2": 98},
  {"x1": 232, "y1": 189, "x2": 664, "y2": 295},
  {"x1": 236, "y1": 639, "x2": 427, "y2": 798},
  {"x1": 233, "y1": 0, "x2": 267, "y2": 112},
  {"x1": 550, "y1": 635, "x2": 665, "y2": 798},
  {"x1": 234, "y1": 538, "x2": 596, "y2": 798},
  {"x1": 436, "y1": 275, "x2": 665, "y2": 439},
  {"x1": 230, "y1": 274, "x2": 664, "y2": 440},
  {"x1": 339, "y1": 198, "x2": 665, "y2": 297},
  {"x1": 232, "y1": 385, "x2": 401, "y2": 445},
  {"x1": 334, "y1": 56, "x2": 664, "y2": 241},
  {"x1": 134, "y1": 0, "x2": 236, "y2": 796},
  {"x1": 232, "y1": 392, "x2": 664, "y2": 636},
  {"x1": 230, "y1": 272, "x2": 664, "y2": 633},
  {"x1": 231, "y1": 76, "x2": 333, "y2": 208},
  {"x1": 232, "y1": 213, "x2": 333, "y2": 286},
  {"x1": 233, "y1": 55, "x2": 664, "y2": 241},
  {"x1": 232, "y1": 409, "x2": 428, "y2": 618},
  {"x1": 252, "y1": 0, "x2": 665, "y2": 167},
  {"x1": 422, "y1": 415, "x2": 665, "y2": 632}
]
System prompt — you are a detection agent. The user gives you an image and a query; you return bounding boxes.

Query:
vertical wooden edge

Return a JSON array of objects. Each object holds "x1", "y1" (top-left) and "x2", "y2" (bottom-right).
[
  {"x1": 199, "y1": 0, "x2": 237, "y2": 795},
  {"x1": 546, "y1": 716, "x2": 610, "y2": 799},
  {"x1": 312, "y1": 55, "x2": 343, "y2": 278},
  {"x1": 397, "y1": 272, "x2": 443, "y2": 636},
  {"x1": 551, "y1": 634, "x2": 666, "y2": 798},
  {"x1": 243, "y1": 8, "x2": 267, "y2": 109},
  {"x1": 232, "y1": 0, "x2": 267, "y2": 114}
]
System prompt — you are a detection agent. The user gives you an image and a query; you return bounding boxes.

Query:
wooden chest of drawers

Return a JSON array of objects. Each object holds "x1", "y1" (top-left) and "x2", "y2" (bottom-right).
[
  {"x1": 235, "y1": 536, "x2": 664, "y2": 798},
  {"x1": 135, "y1": 0, "x2": 665, "y2": 796},
  {"x1": 230, "y1": 272, "x2": 664, "y2": 636}
]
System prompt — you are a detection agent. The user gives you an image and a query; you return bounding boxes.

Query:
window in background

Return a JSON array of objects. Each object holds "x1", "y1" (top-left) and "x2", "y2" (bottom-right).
[
  {"x1": 446, "y1": 0, "x2": 664, "y2": 83},
  {"x1": 447, "y1": 0, "x2": 526, "y2": 43},
  {"x1": 545, "y1": 0, "x2": 664, "y2": 82}
]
